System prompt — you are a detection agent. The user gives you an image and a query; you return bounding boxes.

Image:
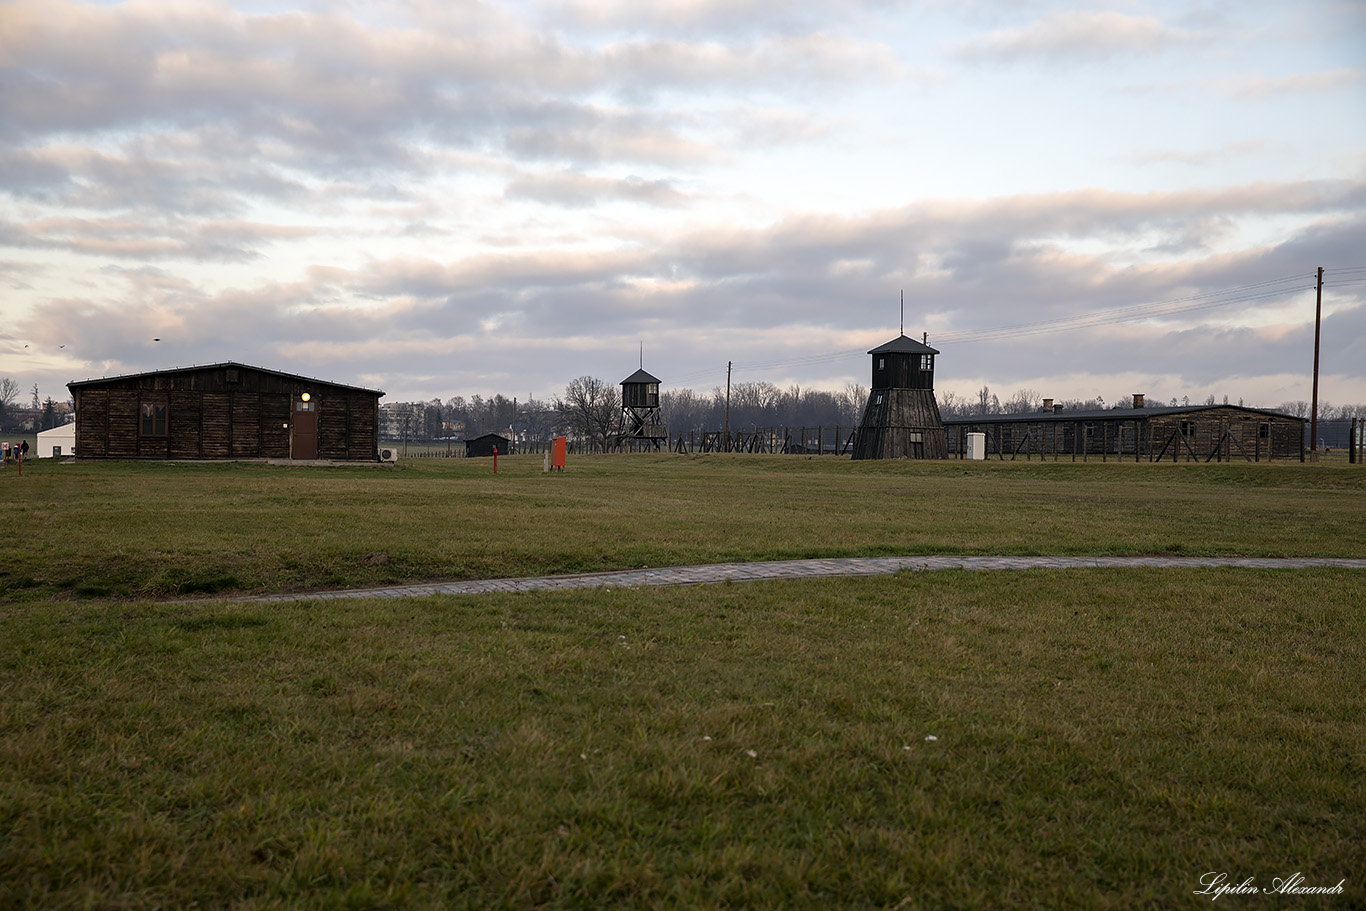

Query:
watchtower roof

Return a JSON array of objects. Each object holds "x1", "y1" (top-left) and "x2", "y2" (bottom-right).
[
  {"x1": 868, "y1": 335, "x2": 939, "y2": 356},
  {"x1": 621, "y1": 368, "x2": 661, "y2": 385}
]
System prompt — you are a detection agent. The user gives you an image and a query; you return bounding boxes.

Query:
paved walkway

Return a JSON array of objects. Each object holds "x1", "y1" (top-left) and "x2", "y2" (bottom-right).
[{"x1": 238, "y1": 555, "x2": 1366, "y2": 603}]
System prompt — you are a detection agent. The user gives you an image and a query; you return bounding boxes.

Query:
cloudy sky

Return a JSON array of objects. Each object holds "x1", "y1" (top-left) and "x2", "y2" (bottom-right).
[{"x1": 3, "y1": 0, "x2": 1364, "y2": 411}]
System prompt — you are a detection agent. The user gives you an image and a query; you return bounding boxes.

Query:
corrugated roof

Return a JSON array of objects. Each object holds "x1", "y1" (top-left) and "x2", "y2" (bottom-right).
[
  {"x1": 868, "y1": 334, "x2": 940, "y2": 356},
  {"x1": 943, "y1": 404, "x2": 1305, "y2": 425},
  {"x1": 67, "y1": 361, "x2": 384, "y2": 396}
]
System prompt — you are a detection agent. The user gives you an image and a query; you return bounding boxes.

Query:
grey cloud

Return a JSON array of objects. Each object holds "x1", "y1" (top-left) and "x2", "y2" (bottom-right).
[
  {"x1": 545, "y1": 0, "x2": 909, "y2": 39},
  {"x1": 1221, "y1": 68, "x2": 1362, "y2": 99},
  {"x1": 4, "y1": 215, "x2": 267, "y2": 262},
  {"x1": 955, "y1": 11, "x2": 1192, "y2": 64},
  {"x1": 505, "y1": 170, "x2": 690, "y2": 208},
  {"x1": 2, "y1": 0, "x2": 887, "y2": 173}
]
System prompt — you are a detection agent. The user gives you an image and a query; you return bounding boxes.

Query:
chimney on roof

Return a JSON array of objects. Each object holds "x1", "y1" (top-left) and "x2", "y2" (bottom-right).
[
  {"x1": 1042, "y1": 398, "x2": 1054, "y2": 412},
  {"x1": 1053, "y1": 403, "x2": 1062, "y2": 414},
  {"x1": 1133, "y1": 393, "x2": 1145, "y2": 409}
]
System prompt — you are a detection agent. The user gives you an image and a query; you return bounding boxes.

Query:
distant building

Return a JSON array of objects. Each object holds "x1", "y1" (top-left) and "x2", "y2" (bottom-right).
[
  {"x1": 466, "y1": 433, "x2": 510, "y2": 458},
  {"x1": 68, "y1": 362, "x2": 383, "y2": 461},
  {"x1": 37, "y1": 422, "x2": 77, "y2": 458},
  {"x1": 380, "y1": 402, "x2": 427, "y2": 440},
  {"x1": 944, "y1": 396, "x2": 1305, "y2": 461}
]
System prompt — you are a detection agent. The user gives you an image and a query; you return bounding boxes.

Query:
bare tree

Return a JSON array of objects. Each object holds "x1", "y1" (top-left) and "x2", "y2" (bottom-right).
[
  {"x1": 1003, "y1": 388, "x2": 1041, "y2": 414},
  {"x1": 841, "y1": 382, "x2": 868, "y2": 424},
  {"x1": 557, "y1": 376, "x2": 620, "y2": 452},
  {"x1": 0, "y1": 376, "x2": 19, "y2": 409}
]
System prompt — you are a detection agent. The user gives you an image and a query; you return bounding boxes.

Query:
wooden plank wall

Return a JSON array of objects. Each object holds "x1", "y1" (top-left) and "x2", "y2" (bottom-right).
[
  {"x1": 852, "y1": 389, "x2": 947, "y2": 460},
  {"x1": 72, "y1": 366, "x2": 381, "y2": 460},
  {"x1": 231, "y1": 393, "x2": 261, "y2": 457}
]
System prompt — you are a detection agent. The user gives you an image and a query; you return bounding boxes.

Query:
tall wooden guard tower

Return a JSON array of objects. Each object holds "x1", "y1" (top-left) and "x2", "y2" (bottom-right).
[
  {"x1": 617, "y1": 367, "x2": 667, "y2": 451},
  {"x1": 852, "y1": 334, "x2": 947, "y2": 460}
]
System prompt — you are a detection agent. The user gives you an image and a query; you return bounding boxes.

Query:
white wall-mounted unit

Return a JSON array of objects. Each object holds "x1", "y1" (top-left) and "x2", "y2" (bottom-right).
[{"x1": 378, "y1": 447, "x2": 398, "y2": 463}]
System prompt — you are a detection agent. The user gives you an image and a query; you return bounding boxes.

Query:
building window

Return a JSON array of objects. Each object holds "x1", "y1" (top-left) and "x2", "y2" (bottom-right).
[
  {"x1": 1180, "y1": 420, "x2": 1195, "y2": 437},
  {"x1": 875, "y1": 394, "x2": 884, "y2": 405},
  {"x1": 140, "y1": 402, "x2": 167, "y2": 436},
  {"x1": 920, "y1": 354, "x2": 932, "y2": 370},
  {"x1": 1259, "y1": 423, "x2": 1269, "y2": 439},
  {"x1": 908, "y1": 432, "x2": 923, "y2": 443},
  {"x1": 878, "y1": 357, "x2": 885, "y2": 369}
]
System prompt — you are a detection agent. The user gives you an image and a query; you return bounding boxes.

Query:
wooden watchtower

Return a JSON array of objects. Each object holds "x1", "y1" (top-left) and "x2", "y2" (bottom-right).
[
  {"x1": 617, "y1": 367, "x2": 667, "y2": 451},
  {"x1": 851, "y1": 334, "x2": 947, "y2": 460}
]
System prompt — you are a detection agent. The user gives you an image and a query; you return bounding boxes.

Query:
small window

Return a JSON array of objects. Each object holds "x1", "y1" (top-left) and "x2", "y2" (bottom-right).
[
  {"x1": 878, "y1": 357, "x2": 885, "y2": 369},
  {"x1": 875, "y1": 394, "x2": 884, "y2": 405},
  {"x1": 1259, "y1": 423, "x2": 1269, "y2": 439},
  {"x1": 295, "y1": 400, "x2": 315, "y2": 412},
  {"x1": 920, "y1": 354, "x2": 932, "y2": 370},
  {"x1": 1180, "y1": 420, "x2": 1195, "y2": 437},
  {"x1": 140, "y1": 402, "x2": 167, "y2": 436},
  {"x1": 908, "y1": 431, "x2": 923, "y2": 443}
]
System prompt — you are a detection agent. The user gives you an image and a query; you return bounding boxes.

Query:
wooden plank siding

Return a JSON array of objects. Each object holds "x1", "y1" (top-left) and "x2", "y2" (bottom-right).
[
  {"x1": 70, "y1": 363, "x2": 383, "y2": 461},
  {"x1": 946, "y1": 405, "x2": 1305, "y2": 462},
  {"x1": 852, "y1": 389, "x2": 948, "y2": 460}
]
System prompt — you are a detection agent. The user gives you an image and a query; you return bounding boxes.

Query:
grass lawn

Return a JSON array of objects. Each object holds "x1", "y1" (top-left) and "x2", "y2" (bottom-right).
[
  {"x1": 1, "y1": 453, "x2": 1363, "y2": 601},
  {"x1": 1, "y1": 569, "x2": 1361, "y2": 909},
  {"x1": 0, "y1": 456, "x2": 1362, "y2": 908}
]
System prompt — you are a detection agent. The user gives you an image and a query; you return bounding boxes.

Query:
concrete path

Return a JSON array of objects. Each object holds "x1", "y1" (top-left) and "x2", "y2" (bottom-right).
[{"x1": 238, "y1": 555, "x2": 1366, "y2": 603}]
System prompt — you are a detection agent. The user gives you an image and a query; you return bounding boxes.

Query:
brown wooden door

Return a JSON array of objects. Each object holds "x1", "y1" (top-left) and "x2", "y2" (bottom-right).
[{"x1": 292, "y1": 400, "x2": 317, "y2": 459}]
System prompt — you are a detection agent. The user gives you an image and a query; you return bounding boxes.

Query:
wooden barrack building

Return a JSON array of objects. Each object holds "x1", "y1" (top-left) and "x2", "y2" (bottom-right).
[
  {"x1": 944, "y1": 397, "x2": 1306, "y2": 462},
  {"x1": 68, "y1": 362, "x2": 383, "y2": 461}
]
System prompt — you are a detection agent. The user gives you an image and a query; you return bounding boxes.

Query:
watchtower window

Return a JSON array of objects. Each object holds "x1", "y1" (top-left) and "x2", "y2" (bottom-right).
[
  {"x1": 878, "y1": 358, "x2": 885, "y2": 369},
  {"x1": 920, "y1": 355, "x2": 932, "y2": 370},
  {"x1": 140, "y1": 402, "x2": 167, "y2": 437}
]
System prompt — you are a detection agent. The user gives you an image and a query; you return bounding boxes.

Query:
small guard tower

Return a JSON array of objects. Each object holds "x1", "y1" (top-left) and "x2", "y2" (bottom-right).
[
  {"x1": 851, "y1": 333, "x2": 947, "y2": 460},
  {"x1": 616, "y1": 367, "x2": 667, "y2": 451}
]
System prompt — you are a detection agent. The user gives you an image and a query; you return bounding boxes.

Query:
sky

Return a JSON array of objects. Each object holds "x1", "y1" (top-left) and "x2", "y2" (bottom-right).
[{"x1": 2, "y1": 0, "x2": 1364, "y2": 412}]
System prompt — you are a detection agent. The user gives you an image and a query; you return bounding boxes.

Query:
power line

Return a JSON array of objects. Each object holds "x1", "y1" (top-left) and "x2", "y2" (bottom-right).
[{"x1": 665, "y1": 268, "x2": 1361, "y2": 385}]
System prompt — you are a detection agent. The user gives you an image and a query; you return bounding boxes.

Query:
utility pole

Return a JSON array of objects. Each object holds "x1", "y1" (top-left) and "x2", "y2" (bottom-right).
[
  {"x1": 1310, "y1": 266, "x2": 1323, "y2": 461},
  {"x1": 724, "y1": 361, "x2": 732, "y2": 451}
]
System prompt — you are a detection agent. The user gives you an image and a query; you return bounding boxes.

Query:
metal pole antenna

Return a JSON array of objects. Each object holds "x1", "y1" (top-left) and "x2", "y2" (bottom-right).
[{"x1": 1310, "y1": 266, "x2": 1323, "y2": 459}]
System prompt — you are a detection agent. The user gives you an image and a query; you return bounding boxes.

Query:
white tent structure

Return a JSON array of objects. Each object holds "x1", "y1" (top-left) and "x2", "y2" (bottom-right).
[{"x1": 37, "y1": 422, "x2": 76, "y2": 458}]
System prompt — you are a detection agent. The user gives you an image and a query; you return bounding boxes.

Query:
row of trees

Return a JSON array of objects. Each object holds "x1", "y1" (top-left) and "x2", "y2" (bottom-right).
[
  {"x1": 391, "y1": 380, "x2": 872, "y2": 451},
  {"x1": 392, "y1": 379, "x2": 1366, "y2": 450},
  {"x1": 0, "y1": 377, "x2": 71, "y2": 433}
]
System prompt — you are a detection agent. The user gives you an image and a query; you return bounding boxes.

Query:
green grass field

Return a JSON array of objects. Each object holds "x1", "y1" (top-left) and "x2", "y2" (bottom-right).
[
  {"x1": 1, "y1": 455, "x2": 1363, "y2": 908},
  {"x1": 2, "y1": 453, "x2": 1364, "y2": 600}
]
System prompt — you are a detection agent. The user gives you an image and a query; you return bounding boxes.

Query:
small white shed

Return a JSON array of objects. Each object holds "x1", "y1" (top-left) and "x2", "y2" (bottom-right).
[{"x1": 37, "y1": 422, "x2": 76, "y2": 458}]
